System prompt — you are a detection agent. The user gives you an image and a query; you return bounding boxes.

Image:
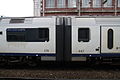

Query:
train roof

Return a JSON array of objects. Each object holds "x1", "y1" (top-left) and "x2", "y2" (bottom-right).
[
  {"x1": 0, "y1": 16, "x2": 54, "y2": 19},
  {"x1": 0, "y1": 16, "x2": 120, "y2": 25},
  {"x1": 1, "y1": 16, "x2": 120, "y2": 19},
  {"x1": 0, "y1": 16, "x2": 56, "y2": 25}
]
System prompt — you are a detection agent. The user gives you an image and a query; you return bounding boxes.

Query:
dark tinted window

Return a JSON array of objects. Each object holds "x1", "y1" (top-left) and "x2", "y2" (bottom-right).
[
  {"x1": 7, "y1": 28, "x2": 49, "y2": 42},
  {"x1": 0, "y1": 32, "x2": 2, "y2": 35},
  {"x1": 7, "y1": 28, "x2": 25, "y2": 42},
  {"x1": 78, "y1": 28, "x2": 90, "y2": 42},
  {"x1": 108, "y1": 29, "x2": 113, "y2": 49},
  {"x1": 39, "y1": 28, "x2": 49, "y2": 42}
]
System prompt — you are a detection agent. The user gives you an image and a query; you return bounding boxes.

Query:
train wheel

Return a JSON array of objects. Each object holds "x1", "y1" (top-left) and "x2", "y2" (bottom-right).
[
  {"x1": 27, "y1": 56, "x2": 37, "y2": 67},
  {"x1": 27, "y1": 60, "x2": 37, "y2": 67}
]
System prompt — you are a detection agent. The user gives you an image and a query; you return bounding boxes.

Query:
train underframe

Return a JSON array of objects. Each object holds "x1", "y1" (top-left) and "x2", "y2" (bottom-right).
[{"x1": 0, "y1": 56, "x2": 120, "y2": 66}]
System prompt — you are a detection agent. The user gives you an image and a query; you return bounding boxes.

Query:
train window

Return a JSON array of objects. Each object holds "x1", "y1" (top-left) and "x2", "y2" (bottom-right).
[
  {"x1": 10, "y1": 19, "x2": 25, "y2": 23},
  {"x1": 25, "y1": 28, "x2": 39, "y2": 42},
  {"x1": 25, "y1": 28, "x2": 49, "y2": 42},
  {"x1": 108, "y1": 29, "x2": 113, "y2": 49},
  {"x1": 7, "y1": 28, "x2": 25, "y2": 42},
  {"x1": 46, "y1": 0, "x2": 55, "y2": 8},
  {"x1": 39, "y1": 28, "x2": 49, "y2": 42},
  {"x1": 0, "y1": 32, "x2": 2, "y2": 35},
  {"x1": 78, "y1": 28, "x2": 90, "y2": 42},
  {"x1": 7, "y1": 28, "x2": 49, "y2": 42}
]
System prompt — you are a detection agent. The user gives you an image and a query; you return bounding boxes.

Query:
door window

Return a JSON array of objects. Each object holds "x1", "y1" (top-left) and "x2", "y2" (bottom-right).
[{"x1": 108, "y1": 29, "x2": 113, "y2": 49}]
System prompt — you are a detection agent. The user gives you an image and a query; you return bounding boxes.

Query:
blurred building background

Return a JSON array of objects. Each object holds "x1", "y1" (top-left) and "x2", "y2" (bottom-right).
[{"x1": 33, "y1": 0, "x2": 120, "y2": 16}]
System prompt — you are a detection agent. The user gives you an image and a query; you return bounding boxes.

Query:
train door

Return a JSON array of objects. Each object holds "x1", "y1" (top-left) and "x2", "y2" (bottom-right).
[
  {"x1": 101, "y1": 26, "x2": 120, "y2": 53},
  {"x1": 72, "y1": 18, "x2": 100, "y2": 56}
]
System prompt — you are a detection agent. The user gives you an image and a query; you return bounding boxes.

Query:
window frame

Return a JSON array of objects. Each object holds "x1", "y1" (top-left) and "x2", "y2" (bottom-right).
[
  {"x1": 82, "y1": 0, "x2": 91, "y2": 8},
  {"x1": 103, "y1": 0, "x2": 113, "y2": 7},
  {"x1": 57, "y1": 0, "x2": 66, "y2": 8},
  {"x1": 68, "y1": 0, "x2": 77, "y2": 8},
  {"x1": 93, "y1": 0, "x2": 101, "y2": 8},
  {"x1": 45, "y1": 0, "x2": 55, "y2": 8},
  {"x1": 118, "y1": 0, "x2": 120, "y2": 7}
]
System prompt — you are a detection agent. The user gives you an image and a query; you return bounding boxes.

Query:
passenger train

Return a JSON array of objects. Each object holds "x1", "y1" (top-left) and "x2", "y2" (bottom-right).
[{"x1": 0, "y1": 16, "x2": 120, "y2": 65}]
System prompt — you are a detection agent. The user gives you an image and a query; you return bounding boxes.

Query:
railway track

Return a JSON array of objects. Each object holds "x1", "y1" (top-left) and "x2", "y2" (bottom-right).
[
  {"x1": 0, "y1": 77, "x2": 79, "y2": 80},
  {"x1": 0, "y1": 78, "x2": 52, "y2": 80},
  {"x1": 0, "y1": 77, "x2": 101, "y2": 80},
  {"x1": 0, "y1": 62, "x2": 120, "y2": 79},
  {"x1": 0, "y1": 61, "x2": 120, "y2": 69}
]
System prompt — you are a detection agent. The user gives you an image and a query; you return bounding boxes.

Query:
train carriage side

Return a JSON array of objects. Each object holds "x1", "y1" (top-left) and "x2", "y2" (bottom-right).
[
  {"x1": 71, "y1": 17, "x2": 120, "y2": 62},
  {"x1": 0, "y1": 17, "x2": 56, "y2": 63},
  {"x1": 1, "y1": 16, "x2": 120, "y2": 64},
  {"x1": 71, "y1": 17, "x2": 100, "y2": 61}
]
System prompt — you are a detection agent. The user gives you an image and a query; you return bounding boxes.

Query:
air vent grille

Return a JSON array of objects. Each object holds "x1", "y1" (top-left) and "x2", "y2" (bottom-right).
[{"x1": 10, "y1": 19, "x2": 25, "y2": 23}]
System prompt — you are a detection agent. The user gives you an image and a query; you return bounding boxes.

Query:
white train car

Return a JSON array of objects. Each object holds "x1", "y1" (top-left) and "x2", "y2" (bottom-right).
[
  {"x1": 72, "y1": 17, "x2": 120, "y2": 62},
  {"x1": 0, "y1": 17, "x2": 58, "y2": 63},
  {"x1": 0, "y1": 16, "x2": 120, "y2": 65}
]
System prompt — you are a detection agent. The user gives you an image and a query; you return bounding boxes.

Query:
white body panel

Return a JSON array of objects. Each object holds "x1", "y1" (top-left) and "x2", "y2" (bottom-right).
[
  {"x1": 72, "y1": 18, "x2": 100, "y2": 54},
  {"x1": 1, "y1": 17, "x2": 120, "y2": 59},
  {"x1": 0, "y1": 17, "x2": 56, "y2": 54}
]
